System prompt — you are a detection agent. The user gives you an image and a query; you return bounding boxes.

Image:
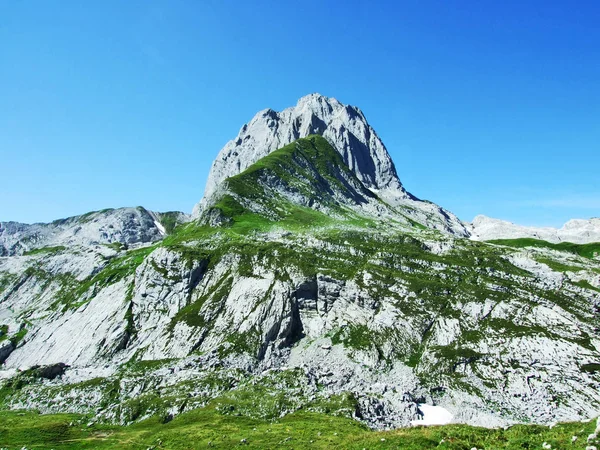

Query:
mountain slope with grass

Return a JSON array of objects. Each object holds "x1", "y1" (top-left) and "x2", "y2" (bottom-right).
[
  {"x1": 200, "y1": 135, "x2": 423, "y2": 231},
  {"x1": 1, "y1": 100, "x2": 599, "y2": 439}
]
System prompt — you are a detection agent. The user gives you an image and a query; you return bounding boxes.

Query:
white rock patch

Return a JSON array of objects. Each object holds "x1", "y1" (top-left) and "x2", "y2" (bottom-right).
[{"x1": 410, "y1": 404, "x2": 454, "y2": 426}]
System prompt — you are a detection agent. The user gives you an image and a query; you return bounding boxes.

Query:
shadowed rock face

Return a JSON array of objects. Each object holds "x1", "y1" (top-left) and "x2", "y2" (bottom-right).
[{"x1": 0, "y1": 341, "x2": 14, "y2": 364}]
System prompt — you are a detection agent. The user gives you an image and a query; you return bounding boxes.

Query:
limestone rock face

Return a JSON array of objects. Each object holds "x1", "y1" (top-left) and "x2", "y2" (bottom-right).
[{"x1": 470, "y1": 215, "x2": 600, "y2": 244}]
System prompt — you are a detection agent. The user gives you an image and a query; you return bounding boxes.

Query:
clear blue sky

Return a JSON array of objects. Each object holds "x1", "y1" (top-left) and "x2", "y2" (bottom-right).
[{"x1": 1, "y1": 0, "x2": 598, "y2": 226}]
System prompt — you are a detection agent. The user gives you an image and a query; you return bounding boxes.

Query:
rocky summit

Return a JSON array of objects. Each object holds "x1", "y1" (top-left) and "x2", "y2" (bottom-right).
[
  {"x1": 1, "y1": 94, "x2": 599, "y2": 433},
  {"x1": 194, "y1": 93, "x2": 468, "y2": 237}
]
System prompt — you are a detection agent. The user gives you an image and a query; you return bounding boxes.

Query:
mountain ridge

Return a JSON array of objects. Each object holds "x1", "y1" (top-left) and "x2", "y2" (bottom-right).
[
  {"x1": 470, "y1": 215, "x2": 600, "y2": 244},
  {"x1": 196, "y1": 93, "x2": 405, "y2": 208},
  {"x1": 0, "y1": 207, "x2": 189, "y2": 257}
]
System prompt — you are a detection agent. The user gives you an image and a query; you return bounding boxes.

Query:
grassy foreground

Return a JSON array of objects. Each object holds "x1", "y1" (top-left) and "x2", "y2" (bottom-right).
[{"x1": 0, "y1": 405, "x2": 598, "y2": 449}]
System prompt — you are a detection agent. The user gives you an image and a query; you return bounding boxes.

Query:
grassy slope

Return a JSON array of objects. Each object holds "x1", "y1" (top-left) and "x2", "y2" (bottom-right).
[
  {"x1": 157, "y1": 211, "x2": 182, "y2": 234},
  {"x1": 0, "y1": 407, "x2": 597, "y2": 450},
  {"x1": 224, "y1": 134, "x2": 362, "y2": 202},
  {"x1": 22, "y1": 246, "x2": 67, "y2": 256},
  {"x1": 488, "y1": 238, "x2": 600, "y2": 259},
  {"x1": 205, "y1": 134, "x2": 382, "y2": 233}
]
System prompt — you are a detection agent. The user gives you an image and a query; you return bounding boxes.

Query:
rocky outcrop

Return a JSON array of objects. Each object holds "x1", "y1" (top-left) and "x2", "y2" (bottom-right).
[
  {"x1": 0, "y1": 341, "x2": 14, "y2": 364},
  {"x1": 0, "y1": 207, "x2": 188, "y2": 256},
  {"x1": 196, "y1": 94, "x2": 405, "y2": 209}
]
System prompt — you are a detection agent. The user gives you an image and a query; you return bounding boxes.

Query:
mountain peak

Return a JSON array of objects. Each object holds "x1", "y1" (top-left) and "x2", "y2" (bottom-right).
[
  {"x1": 295, "y1": 92, "x2": 341, "y2": 107},
  {"x1": 193, "y1": 94, "x2": 407, "y2": 218},
  {"x1": 192, "y1": 95, "x2": 469, "y2": 236}
]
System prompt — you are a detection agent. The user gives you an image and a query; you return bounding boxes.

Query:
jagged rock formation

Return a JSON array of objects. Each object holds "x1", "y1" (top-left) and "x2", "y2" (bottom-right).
[
  {"x1": 197, "y1": 94, "x2": 403, "y2": 205},
  {"x1": 470, "y1": 215, "x2": 600, "y2": 244},
  {"x1": 0, "y1": 99, "x2": 599, "y2": 432},
  {"x1": 0, "y1": 207, "x2": 189, "y2": 256},
  {"x1": 194, "y1": 93, "x2": 468, "y2": 236}
]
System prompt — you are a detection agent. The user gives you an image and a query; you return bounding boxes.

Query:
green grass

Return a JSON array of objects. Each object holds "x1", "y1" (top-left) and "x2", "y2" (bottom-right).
[
  {"x1": 0, "y1": 407, "x2": 597, "y2": 449},
  {"x1": 75, "y1": 208, "x2": 115, "y2": 224},
  {"x1": 9, "y1": 327, "x2": 27, "y2": 346},
  {"x1": 168, "y1": 274, "x2": 233, "y2": 331},
  {"x1": 119, "y1": 358, "x2": 178, "y2": 376},
  {"x1": 0, "y1": 273, "x2": 17, "y2": 296},
  {"x1": 160, "y1": 222, "x2": 216, "y2": 246},
  {"x1": 0, "y1": 323, "x2": 28, "y2": 347},
  {"x1": 158, "y1": 211, "x2": 182, "y2": 234},
  {"x1": 202, "y1": 135, "x2": 375, "y2": 235},
  {"x1": 331, "y1": 325, "x2": 373, "y2": 351},
  {"x1": 573, "y1": 279, "x2": 600, "y2": 292},
  {"x1": 22, "y1": 246, "x2": 67, "y2": 256},
  {"x1": 581, "y1": 363, "x2": 600, "y2": 373},
  {"x1": 489, "y1": 238, "x2": 600, "y2": 259},
  {"x1": 536, "y1": 257, "x2": 586, "y2": 273},
  {"x1": 226, "y1": 134, "x2": 358, "y2": 199},
  {"x1": 104, "y1": 242, "x2": 126, "y2": 252}
]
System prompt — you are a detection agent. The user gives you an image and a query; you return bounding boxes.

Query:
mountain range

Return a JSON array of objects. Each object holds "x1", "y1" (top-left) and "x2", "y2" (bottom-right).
[{"x1": 1, "y1": 94, "x2": 599, "y2": 432}]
